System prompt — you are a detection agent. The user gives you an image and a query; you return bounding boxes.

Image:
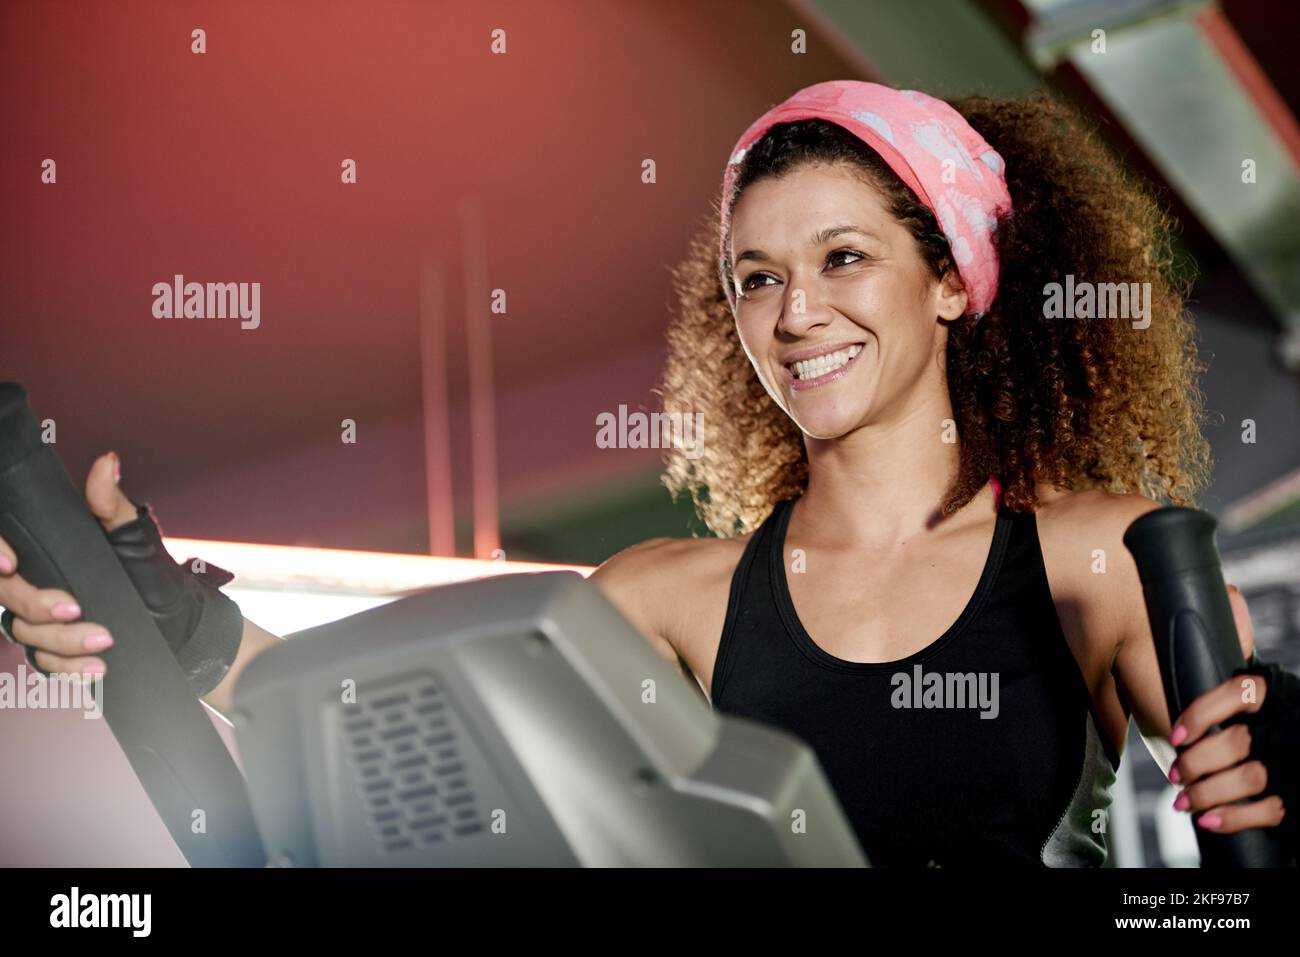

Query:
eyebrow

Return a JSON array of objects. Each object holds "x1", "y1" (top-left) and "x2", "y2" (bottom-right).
[{"x1": 733, "y1": 224, "x2": 881, "y2": 266}]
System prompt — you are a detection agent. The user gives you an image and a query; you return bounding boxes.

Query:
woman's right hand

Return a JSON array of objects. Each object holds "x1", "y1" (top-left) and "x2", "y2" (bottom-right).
[{"x1": 0, "y1": 450, "x2": 137, "y2": 678}]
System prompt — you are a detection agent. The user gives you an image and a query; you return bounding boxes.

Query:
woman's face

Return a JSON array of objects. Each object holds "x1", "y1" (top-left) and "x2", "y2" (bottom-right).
[{"x1": 727, "y1": 162, "x2": 967, "y2": 440}]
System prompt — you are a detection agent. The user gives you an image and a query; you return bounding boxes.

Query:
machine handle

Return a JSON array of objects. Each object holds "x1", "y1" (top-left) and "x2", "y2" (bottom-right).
[
  {"x1": 1124, "y1": 506, "x2": 1294, "y2": 868},
  {"x1": 0, "y1": 382, "x2": 265, "y2": 867}
]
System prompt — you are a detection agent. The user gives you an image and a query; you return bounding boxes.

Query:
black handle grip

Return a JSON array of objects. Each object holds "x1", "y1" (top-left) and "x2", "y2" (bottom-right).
[
  {"x1": 1123, "y1": 506, "x2": 1294, "y2": 868},
  {"x1": 0, "y1": 382, "x2": 265, "y2": 867}
]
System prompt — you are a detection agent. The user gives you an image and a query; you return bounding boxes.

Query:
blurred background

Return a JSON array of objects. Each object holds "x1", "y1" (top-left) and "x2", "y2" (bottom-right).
[{"x1": 2, "y1": 0, "x2": 1298, "y2": 866}]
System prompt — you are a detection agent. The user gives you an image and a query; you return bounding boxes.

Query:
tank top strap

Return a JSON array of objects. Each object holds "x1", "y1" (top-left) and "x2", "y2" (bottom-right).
[{"x1": 709, "y1": 498, "x2": 797, "y2": 705}]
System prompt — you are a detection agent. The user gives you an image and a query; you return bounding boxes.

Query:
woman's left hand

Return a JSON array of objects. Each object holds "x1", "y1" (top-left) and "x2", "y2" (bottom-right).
[{"x1": 1167, "y1": 585, "x2": 1289, "y2": 835}]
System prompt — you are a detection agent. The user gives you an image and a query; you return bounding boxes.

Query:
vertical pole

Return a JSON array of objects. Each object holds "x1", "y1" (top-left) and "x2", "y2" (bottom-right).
[
  {"x1": 459, "y1": 197, "x2": 500, "y2": 559},
  {"x1": 418, "y1": 252, "x2": 456, "y2": 556}
]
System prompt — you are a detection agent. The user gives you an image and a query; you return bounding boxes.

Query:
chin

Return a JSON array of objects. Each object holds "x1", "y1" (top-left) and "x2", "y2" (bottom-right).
[
  {"x1": 787, "y1": 403, "x2": 871, "y2": 441},
  {"x1": 781, "y1": 374, "x2": 877, "y2": 440}
]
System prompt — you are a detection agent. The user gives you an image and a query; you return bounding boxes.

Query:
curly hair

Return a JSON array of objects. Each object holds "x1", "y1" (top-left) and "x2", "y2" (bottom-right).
[{"x1": 658, "y1": 92, "x2": 1212, "y2": 537}]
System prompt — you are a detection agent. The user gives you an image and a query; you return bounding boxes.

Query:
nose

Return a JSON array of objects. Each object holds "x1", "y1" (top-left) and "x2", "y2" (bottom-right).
[{"x1": 776, "y1": 275, "x2": 833, "y2": 338}]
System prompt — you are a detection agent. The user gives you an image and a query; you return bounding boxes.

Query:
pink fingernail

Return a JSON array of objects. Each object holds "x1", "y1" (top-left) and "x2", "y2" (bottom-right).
[
  {"x1": 83, "y1": 633, "x2": 113, "y2": 652},
  {"x1": 1169, "y1": 765, "x2": 1181, "y2": 784},
  {"x1": 0, "y1": 554, "x2": 13, "y2": 574},
  {"x1": 1173, "y1": 793, "x2": 1190, "y2": 811},
  {"x1": 1196, "y1": 814, "x2": 1223, "y2": 829},
  {"x1": 1170, "y1": 725, "x2": 1188, "y2": 746},
  {"x1": 52, "y1": 602, "x2": 81, "y2": 620},
  {"x1": 82, "y1": 661, "x2": 106, "y2": 676},
  {"x1": 111, "y1": 453, "x2": 121, "y2": 484}
]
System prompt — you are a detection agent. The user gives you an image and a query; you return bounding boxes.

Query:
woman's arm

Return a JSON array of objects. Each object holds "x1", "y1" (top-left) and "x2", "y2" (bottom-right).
[
  {"x1": 202, "y1": 534, "x2": 705, "y2": 721},
  {"x1": 1113, "y1": 579, "x2": 1259, "y2": 770},
  {"x1": 1111, "y1": 592, "x2": 1179, "y2": 775},
  {"x1": 1092, "y1": 490, "x2": 1264, "y2": 774},
  {"x1": 588, "y1": 536, "x2": 685, "y2": 671},
  {"x1": 1037, "y1": 488, "x2": 1174, "y2": 770},
  {"x1": 201, "y1": 618, "x2": 285, "y2": 719},
  {"x1": 1102, "y1": 502, "x2": 1291, "y2": 838},
  {"x1": 199, "y1": 537, "x2": 694, "y2": 720}
]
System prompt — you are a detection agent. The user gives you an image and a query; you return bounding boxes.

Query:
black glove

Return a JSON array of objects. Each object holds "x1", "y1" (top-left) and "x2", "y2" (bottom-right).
[
  {"x1": 1233, "y1": 656, "x2": 1300, "y2": 850},
  {"x1": 1, "y1": 501, "x2": 243, "y2": 697},
  {"x1": 102, "y1": 501, "x2": 244, "y2": 697}
]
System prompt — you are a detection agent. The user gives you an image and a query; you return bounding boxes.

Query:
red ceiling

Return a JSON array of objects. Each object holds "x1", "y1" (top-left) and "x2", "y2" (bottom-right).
[{"x1": 0, "y1": 0, "x2": 861, "y2": 553}]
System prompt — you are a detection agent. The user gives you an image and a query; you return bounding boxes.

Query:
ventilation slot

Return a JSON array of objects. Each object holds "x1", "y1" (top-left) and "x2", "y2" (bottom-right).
[{"x1": 340, "y1": 674, "x2": 484, "y2": 853}]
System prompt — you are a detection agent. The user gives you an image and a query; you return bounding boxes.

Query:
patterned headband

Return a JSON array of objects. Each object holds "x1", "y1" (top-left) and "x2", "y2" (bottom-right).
[{"x1": 718, "y1": 80, "x2": 1013, "y2": 318}]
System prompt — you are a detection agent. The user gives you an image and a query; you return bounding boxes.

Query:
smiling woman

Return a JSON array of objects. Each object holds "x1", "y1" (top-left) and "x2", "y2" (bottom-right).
[
  {"x1": 665, "y1": 91, "x2": 1209, "y2": 535},
  {"x1": 581, "y1": 80, "x2": 1296, "y2": 868}
]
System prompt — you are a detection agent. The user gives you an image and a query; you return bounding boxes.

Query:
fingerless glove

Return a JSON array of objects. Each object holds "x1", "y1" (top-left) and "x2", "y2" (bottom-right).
[
  {"x1": 103, "y1": 501, "x2": 244, "y2": 697},
  {"x1": 1234, "y1": 655, "x2": 1300, "y2": 850}
]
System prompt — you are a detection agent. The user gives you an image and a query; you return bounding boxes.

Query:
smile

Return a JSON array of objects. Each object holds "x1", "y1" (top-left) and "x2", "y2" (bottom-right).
[{"x1": 783, "y1": 343, "x2": 865, "y2": 389}]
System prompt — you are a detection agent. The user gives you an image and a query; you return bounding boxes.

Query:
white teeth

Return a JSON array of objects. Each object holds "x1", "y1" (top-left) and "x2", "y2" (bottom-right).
[{"x1": 790, "y1": 343, "x2": 863, "y2": 381}]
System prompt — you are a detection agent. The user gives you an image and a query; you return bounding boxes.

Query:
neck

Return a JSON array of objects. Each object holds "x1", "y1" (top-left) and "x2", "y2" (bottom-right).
[{"x1": 799, "y1": 385, "x2": 986, "y2": 546}]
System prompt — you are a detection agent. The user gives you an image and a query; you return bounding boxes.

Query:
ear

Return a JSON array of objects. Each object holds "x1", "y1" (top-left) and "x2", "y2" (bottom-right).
[{"x1": 935, "y1": 267, "x2": 968, "y2": 322}]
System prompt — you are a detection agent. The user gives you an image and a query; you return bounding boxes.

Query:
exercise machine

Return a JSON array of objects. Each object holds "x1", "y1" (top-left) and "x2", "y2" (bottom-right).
[{"x1": 0, "y1": 382, "x2": 865, "y2": 867}]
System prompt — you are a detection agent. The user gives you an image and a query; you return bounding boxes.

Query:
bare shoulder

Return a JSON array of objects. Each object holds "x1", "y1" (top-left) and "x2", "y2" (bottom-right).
[
  {"x1": 1033, "y1": 484, "x2": 1163, "y2": 543},
  {"x1": 589, "y1": 532, "x2": 752, "y2": 658},
  {"x1": 1033, "y1": 484, "x2": 1163, "y2": 655},
  {"x1": 589, "y1": 534, "x2": 738, "y2": 591},
  {"x1": 1034, "y1": 483, "x2": 1164, "y2": 585}
]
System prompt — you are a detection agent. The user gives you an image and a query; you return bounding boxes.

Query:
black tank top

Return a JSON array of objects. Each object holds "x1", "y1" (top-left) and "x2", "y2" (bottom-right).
[{"x1": 710, "y1": 495, "x2": 1121, "y2": 867}]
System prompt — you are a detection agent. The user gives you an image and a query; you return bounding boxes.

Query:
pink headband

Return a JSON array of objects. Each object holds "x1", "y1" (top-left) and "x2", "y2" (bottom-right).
[{"x1": 718, "y1": 80, "x2": 1013, "y2": 318}]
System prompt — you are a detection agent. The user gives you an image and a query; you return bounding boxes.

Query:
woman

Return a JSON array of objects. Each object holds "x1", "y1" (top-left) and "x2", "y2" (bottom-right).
[
  {"x1": 2, "y1": 81, "x2": 1295, "y2": 867},
  {"x1": 581, "y1": 80, "x2": 1296, "y2": 866}
]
